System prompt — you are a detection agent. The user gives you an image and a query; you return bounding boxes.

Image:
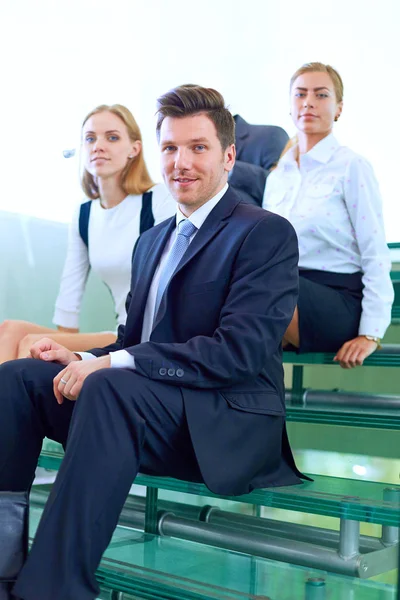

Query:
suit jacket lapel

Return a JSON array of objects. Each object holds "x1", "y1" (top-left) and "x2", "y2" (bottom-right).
[{"x1": 124, "y1": 217, "x2": 175, "y2": 342}]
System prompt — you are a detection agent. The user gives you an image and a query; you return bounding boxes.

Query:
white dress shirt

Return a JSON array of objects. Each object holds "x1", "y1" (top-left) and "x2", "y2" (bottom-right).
[
  {"x1": 79, "y1": 184, "x2": 229, "y2": 367},
  {"x1": 262, "y1": 134, "x2": 393, "y2": 338}
]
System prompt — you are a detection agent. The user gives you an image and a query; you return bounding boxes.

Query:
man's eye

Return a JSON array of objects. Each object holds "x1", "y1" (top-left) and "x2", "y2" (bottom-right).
[
  {"x1": 85, "y1": 136, "x2": 95, "y2": 143},
  {"x1": 317, "y1": 93, "x2": 328, "y2": 98},
  {"x1": 163, "y1": 146, "x2": 175, "y2": 152},
  {"x1": 295, "y1": 93, "x2": 305, "y2": 98},
  {"x1": 194, "y1": 145, "x2": 205, "y2": 151}
]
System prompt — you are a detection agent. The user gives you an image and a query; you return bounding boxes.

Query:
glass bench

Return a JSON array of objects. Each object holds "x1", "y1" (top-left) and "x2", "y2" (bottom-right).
[
  {"x1": 391, "y1": 270, "x2": 400, "y2": 323},
  {"x1": 283, "y1": 344, "x2": 400, "y2": 429},
  {"x1": 38, "y1": 449, "x2": 400, "y2": 578},
  {"x1": 29, "y1": 502, "x2": 398, "y2": 600},
  {"x1": 38, "y1": 449, "x2": 400, "y2": 527}
]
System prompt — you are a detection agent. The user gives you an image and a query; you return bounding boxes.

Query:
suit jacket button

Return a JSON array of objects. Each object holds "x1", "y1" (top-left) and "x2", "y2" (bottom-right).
[
  {"x1": 176, "y1": 369, "x2": 184, "y2": 377},
  {"x1": 159, "y1": 368, "x2": 167, "y2": 376},
  {"x1": 167, "y1": 368, "x2": 175, "y2": 376}
]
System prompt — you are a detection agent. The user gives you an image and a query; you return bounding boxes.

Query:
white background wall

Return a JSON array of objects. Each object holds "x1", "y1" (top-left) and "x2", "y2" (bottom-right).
[{"x1": 0, "y1": 0, "x2": 399, "y2": 240}]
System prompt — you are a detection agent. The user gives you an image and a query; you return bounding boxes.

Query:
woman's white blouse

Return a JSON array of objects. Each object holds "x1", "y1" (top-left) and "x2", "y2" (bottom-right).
[
  {"x1": 53, "y1": 183, "x2": 176, "y2": 330},
  {"x1": 262, "y1": 134, "x2": 393, "y2": 338}
]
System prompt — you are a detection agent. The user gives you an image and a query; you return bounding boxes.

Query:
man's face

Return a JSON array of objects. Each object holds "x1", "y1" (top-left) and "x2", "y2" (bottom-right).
[{"x1": 159, "y1": 113, "x2": 235, "y2": 216}]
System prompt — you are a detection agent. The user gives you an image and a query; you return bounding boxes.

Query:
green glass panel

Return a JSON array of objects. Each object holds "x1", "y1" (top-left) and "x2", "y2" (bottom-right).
[
  {"x1": 29, "y1": 505, "x2": 396, "y2": 599},
  {"x1": 38, "y1": 450, "x2": 400, "y2": 526},
  {"x1": 283, "y1": 350, "x2": 400, "y2": 367},
  {"x1": 0, "y1": 211, "x2": 115, "y2": 331},
  {"x1": 286, "y1": 405, "x2": 400, "y2": 429}
]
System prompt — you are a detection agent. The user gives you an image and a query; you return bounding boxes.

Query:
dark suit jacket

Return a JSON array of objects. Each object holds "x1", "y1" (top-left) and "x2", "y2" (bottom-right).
[
  {"x1": 228, "y1": 160, "x2": 267, "y2": 207},
  {"x1": 234, "y1": 114, "x2": 289, "y2": 171},
  {"x1": 90, "y1": 187, "x2": 304, "y2": 495},
  {"x1": 229, "y1": 116, "x2": 289, "y2": 206}
]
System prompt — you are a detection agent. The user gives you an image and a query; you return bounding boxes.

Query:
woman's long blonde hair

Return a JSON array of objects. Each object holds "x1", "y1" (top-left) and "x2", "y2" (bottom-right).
[{"x1": 81, "y1": 104, "x2": 154, "y2": 199}]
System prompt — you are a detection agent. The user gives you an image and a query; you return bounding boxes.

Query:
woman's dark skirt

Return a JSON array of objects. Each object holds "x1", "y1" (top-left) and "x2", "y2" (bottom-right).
[{"x1": 295, "y1": 269, "x2": 363, "y2": 353}]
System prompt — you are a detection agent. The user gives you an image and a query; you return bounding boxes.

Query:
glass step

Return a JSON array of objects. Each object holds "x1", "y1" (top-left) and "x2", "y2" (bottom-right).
[
  {"x1": 283, "y1": 347, "x2": 400, "y2": 367},
  {"x1": 38, "y1": 450, "x2": 400, "y2": 526},
  {"x1": 29, "y1": 505, "x2": 397, "y2": 600},
  {"x1": 286, "y1": 405, "x2": 400, "y2": 429}
]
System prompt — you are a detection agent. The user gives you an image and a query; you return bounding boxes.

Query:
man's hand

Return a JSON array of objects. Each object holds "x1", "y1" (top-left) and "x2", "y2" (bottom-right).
[
  {"x1": 333, "y1": 336, "x2": 378, "y2": 369},
  {"x1": 29, "y1": 337, "x2": 81, "y2": 365},
  {"x1": 54, "y1": 355, "x2": 111, "y2": 404}
]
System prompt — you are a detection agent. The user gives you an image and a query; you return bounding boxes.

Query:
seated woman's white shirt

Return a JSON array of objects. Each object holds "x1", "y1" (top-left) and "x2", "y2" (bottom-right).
[
  {"x1": 53, "y1": 183, "x2": 175, "y2": 330},
  {"x1": 262, "y1": 134, "x2": 394, "y2": 338}
]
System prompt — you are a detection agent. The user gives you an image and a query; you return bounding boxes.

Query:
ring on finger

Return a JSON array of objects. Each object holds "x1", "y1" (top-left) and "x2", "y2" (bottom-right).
[{"x1": 60, "y1": 378, "x2": 68, "y2": 385}]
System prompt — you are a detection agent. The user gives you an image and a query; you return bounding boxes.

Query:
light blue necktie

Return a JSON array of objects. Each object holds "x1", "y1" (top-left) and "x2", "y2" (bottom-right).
[{"x1": 153, "y1": 218, "x2": 197, "y2": 320}]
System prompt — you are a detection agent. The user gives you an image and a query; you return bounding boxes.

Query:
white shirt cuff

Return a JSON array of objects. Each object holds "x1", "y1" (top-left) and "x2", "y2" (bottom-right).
[
  {"x1": 358, "y1": 316, "x2": 388, "y2": 339},
  {"x1": 110, "y1": 349, "x2": 136, "y2": 369},
  {"x1": 75, "y1": 352, "x2": 96, "y2": 361},
  {"x1": 52, "y1": 308, "x2": 80, "y2": 330}
]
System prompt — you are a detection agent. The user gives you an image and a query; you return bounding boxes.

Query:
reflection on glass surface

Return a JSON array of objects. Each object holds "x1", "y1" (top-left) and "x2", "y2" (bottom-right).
[{"x1": 28, "y1": 505, "x2": 399, "y2": 599}]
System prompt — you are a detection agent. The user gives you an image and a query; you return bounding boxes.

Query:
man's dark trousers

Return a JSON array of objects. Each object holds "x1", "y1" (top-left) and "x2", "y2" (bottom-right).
[{"x1": 0, "y1": 358, "x2": 202, "y2": 600}]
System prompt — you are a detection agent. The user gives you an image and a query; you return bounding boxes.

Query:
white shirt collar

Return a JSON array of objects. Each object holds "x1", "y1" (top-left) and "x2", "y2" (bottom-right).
[
  {"x1": 175, "y1": 183, "x2": 229, "y2": 230},
  {"x1": 281, "y1": 133, "x2": 340, "y2": 168},
  {"x1": 306, "y1": 133, "x2": 339, "y2": 164}
]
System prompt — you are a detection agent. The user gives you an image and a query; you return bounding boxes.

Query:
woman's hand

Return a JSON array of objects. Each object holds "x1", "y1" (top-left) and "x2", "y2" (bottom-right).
[{"x1": 334, "y1": 336, "x2": 378, "y2": 369}]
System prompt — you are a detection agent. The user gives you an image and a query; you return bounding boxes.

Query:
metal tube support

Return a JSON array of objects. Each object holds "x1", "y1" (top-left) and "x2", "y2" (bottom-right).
[
  {"x1": 339, "y1": 519, "x2": 360, "y2": 559},
  {"x1": 144, "y1": 487, "x2": 159, "y2": 534},
  {"x1": 305, "y1": 578, "x2": 326, "y2": 600},
  {"x1": 286, "y1": 389, "x2": 400, "y2": 409},
  {"x1": 160, "y1": 514, "x2": 364, "y2": 577},
  {"x1": 207, "y1": 509, "x2": 382, "y2": 553},
  {"x1": 110, "y1": 592, "x2": 124, "y2": 600},
  {"x1": 30, "y1": 488, "x2": 384, "y2": 554},
  {"x1": 381, "y1": 487, "x2": 400, "y2": 546}
]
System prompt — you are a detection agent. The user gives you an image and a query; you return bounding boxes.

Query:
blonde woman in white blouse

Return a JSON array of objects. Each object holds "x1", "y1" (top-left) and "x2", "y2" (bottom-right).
[
  {"x1": 0, "y1": 104, "x2": 175, "y2": 364},
  {"x1": 263, "y1": 62, "x2": 393, "y2": 369}
]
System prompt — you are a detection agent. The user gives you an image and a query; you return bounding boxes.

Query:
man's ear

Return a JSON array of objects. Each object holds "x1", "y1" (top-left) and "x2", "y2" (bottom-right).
[{"x1": 224, "y1": 144, "x2": 236, "y2": 173}]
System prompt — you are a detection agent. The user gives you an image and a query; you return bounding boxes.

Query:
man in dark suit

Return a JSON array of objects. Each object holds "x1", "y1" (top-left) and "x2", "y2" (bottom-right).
[
  {"x1": 229, "y1": 115, "x2": 289, "y2": 206},
  {"x1": 0, "y1": 85, "x2": 304, "y2": 600}
]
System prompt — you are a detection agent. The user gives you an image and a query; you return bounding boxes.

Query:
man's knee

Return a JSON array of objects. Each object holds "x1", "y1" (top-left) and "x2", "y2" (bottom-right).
[
  {"x1": 78, "y1": 368, "x2": 150, "y2": 412},
  {"x1": 0, "y1": 358, "x2": 62, "y2": 388},
  {"x1": 82, "y1": 368, "x2": 144, "y2": 392},
  {"x1": 76, "y1": 369, "x2": 120, "y2": 408},
  {"x1": 0, "y1": 357, "x2": 30, "y2": 377},
  {"x1": 0, "y1": 360, "x2": 51, "y2": 416},
  {"x1": 82, "y1": 367, "x2": 119, "y2": 390}
]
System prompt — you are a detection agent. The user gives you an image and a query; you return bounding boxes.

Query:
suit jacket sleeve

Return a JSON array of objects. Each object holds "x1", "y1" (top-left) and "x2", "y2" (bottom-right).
[{"x1": 125, "y1": 214, "x2": 299, "y2": 388}]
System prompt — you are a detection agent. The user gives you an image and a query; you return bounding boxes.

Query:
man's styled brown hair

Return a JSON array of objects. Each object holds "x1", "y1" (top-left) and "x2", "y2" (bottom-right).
[{"x1": 156, "y1": 84, "x2": 235, "y2": 151}]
